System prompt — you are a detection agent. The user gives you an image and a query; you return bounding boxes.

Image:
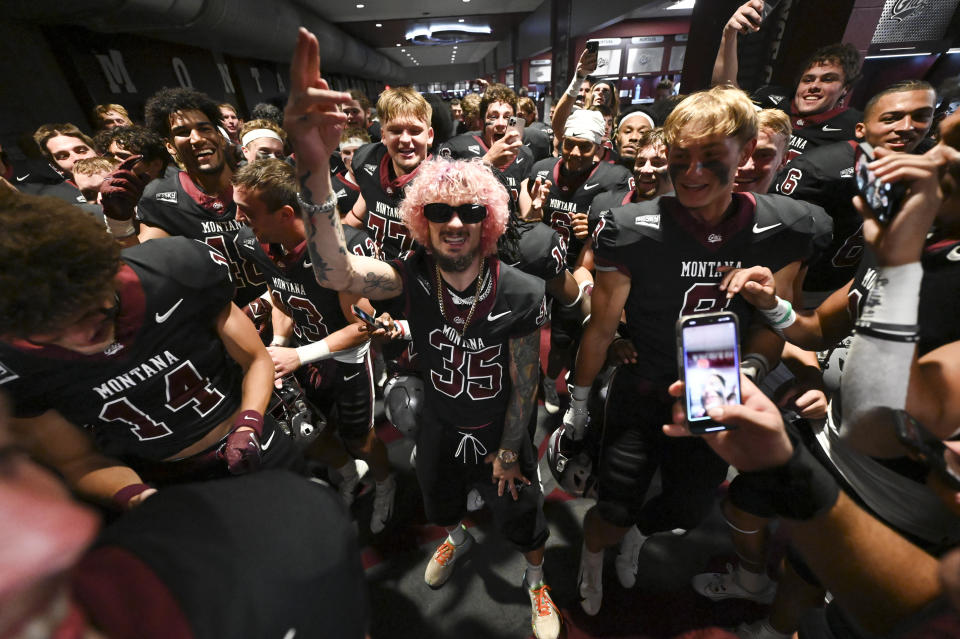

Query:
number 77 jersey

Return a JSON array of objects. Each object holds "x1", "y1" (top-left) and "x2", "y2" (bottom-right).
[
  {"x1": 592, "y1": 192, "x2": 832, "y2": 380},
  {"x1": 0, "y1": 238, "x2": 244, "y2": 461}
]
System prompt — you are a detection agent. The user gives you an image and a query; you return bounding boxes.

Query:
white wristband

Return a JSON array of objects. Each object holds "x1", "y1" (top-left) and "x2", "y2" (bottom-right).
[
  {"x1": 760, "y1": 296, "x2": 796, "y2": 329},
  {"x1": 106, "y1": 216, "x2": 136, "y2": 238},
  {"x1": 295, "y1": 339, "x2": 332, "y2": 365},
  {"x1": 566, "y1": 74, "x2": 584, "y2": 98},
  {"x1": 395, "y1": 319, "x2": 412, "y2": 340},
  {"x1": 270, "y1": 336, "x2": 290, "y2": 347}
]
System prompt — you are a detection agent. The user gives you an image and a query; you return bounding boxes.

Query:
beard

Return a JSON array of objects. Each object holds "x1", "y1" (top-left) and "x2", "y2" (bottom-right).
[{"x1": 435, "y1": 249, "x2": 477, "y2": 273}]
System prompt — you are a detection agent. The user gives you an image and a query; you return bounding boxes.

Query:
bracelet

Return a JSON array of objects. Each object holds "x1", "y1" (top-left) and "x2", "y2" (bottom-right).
[
  {"x1": 760, "y1": 296, "x2": 796, "y2": 329},
  {"x1": 233, "y1": 409, "x2": 264, "y2": 437},
  {"x1": 297, "y1": 192, "x2": 338, "y2": 214},
  {"x1": 854, "y1": 320, "x2": 920, "y2": 343},
  {"x1": 106, "y1": 216, "x2": 137, "y2": 238},
  {"x1": 295, "y1": 339, "x2": 332, "y2": 364},
  {"x1": 395, "y1": 319, "x2": 411, "y2": 340},
  {"x1": 561, "y1": 286, "x2": 583, "y2": 308},
  {"x1": 571, "y1": 384, "x2": 591, "y2": 402},
  {"x1": 270, "y1": 336, "x2": 290, "y2": 347},
  {"x1": 112, "y1": 483, "x2": 151, "y2": 510}
]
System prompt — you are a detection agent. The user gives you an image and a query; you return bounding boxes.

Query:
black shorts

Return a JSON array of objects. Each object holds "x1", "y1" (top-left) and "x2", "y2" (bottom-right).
[
  {"x1": 596, "y1": 366, "x2": 729, "y2": 532},
  {"x1": 298, "y1": 352, "x2": 375, "y2": 442},
  {"x1": 415, "y1": 417, "x2": 549, "y2": 553},
  {"x1": 549, "y1": 296, "x2": 583, "y2": 350}
]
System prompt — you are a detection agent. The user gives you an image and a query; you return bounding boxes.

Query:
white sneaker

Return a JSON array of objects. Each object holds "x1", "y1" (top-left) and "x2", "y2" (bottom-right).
[
  {"x1": 735, "y1": 619, "x2": 790, "y2": 639},
  {"x1": 466, "y1": 488, "x2": 485, "y2": 512},
  {"x1": 424, "y1": 529, "x2": 474, "y2": 589},
  {"x1": 542, "y1": 377, "x2": 560, "y2": 415},
  {"x1": 577, "y1": 544, "x2": 603, "y2": 616},
  {"x1": 337, "y1": 459, "x2": 369, "y2": 508},
  {"x1": 614, "y1": 525, "x2": 647, "y2": 588},
  {"x1": 525, "y1": 574, "x2": 562, "y2": 639},
  {"x1": 370, "y1": 474, "x2": 396, "y2": 534},
  {"x1": 692, "y1": 563, "x2": 776, "y2": 604}
]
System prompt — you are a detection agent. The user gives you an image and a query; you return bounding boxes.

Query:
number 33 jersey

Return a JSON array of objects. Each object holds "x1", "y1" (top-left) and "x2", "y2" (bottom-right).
[
  {"x1": 0, "y1": 238, "x2": 242, "y2": 461},
  {"x1": 593, "y1": 192, "x2": 831, "y2": 380}
]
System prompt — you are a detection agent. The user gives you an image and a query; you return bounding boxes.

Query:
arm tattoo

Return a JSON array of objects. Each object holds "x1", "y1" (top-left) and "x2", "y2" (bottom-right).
[
  {"x1": 362, "y1": 272, "x2": 399, "y2": 294},
  {"x1": 501, "y1": 329, "x2": 541, "y2": 453}
]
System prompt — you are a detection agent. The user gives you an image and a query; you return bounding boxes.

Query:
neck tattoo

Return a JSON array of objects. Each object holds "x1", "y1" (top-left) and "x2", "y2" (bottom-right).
[{"x1": 435, "y1": 260, "x2": 485, "y2": 337}]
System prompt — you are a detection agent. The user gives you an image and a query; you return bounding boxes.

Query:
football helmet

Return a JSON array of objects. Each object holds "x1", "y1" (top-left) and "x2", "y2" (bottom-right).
[
  {"x1": 383, "y1": 374, "x2": 424, "y2": 438},
  {"x1": 546, "y1": 426, "x2": 598, "y2": 499},
  {"x1": 269, "y1": 374, "x2": 325, "y2": 448}
]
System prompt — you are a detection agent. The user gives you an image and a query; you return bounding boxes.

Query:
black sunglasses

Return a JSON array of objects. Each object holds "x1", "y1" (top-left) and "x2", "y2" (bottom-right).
[{"x1": 423, "y1": 202, "x2": 488, "y2": 224}]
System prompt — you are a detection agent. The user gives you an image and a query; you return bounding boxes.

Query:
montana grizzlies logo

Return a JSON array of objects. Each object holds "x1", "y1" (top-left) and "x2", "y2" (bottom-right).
[{"x1": 889, "y1": 0, "x2": 928, "y2": 22}]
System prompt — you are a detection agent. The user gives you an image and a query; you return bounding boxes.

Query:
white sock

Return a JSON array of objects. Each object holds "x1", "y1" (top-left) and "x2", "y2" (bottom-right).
[
  {"x1": 446, "y1": 523, "x2": 466, "y2": 546},
  {"x1": 526, "y1": 561, "x2": 544, "y2": 587},
  {"x1": 581, "y1": 544, "x2": 603, "y2": 569},
  {"x1": 338, "y1": 460, "x2": 358, "y2": 481},
  {"x1": 737, "y1": 563, "x2": 768, "y2": 592}
]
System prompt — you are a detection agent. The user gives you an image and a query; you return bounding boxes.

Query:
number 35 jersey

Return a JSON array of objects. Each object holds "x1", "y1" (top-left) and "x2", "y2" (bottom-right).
[
  {"x1": 386, "y1": 249, "x2": 546, "y2": 443},
  {"x1": 0, "y1": 238, "x2": 242, "y2": 461},
  {"x1": 593, "y1": 193, "x2": 831, "y2": 380}
]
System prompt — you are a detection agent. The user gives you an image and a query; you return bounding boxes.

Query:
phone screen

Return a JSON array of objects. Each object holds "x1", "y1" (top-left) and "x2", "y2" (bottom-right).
[
  {"x1": 680, "y1": 314, "x2": 741, "y2": 433},
  {"x1": 351, "y1": 304, "x2": 379, "y2": 327},
  {"x1": 855, "y1": 142, "x2": 903, "y2": 225},
  {"x1": 586, "y1": 41, "x2": 599, "y2": 54}
]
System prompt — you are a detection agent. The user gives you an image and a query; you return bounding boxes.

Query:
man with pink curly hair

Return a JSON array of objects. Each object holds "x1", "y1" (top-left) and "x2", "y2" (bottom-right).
[{"x1": 280, "y1": 28, "x2": 563, "y2": 639}]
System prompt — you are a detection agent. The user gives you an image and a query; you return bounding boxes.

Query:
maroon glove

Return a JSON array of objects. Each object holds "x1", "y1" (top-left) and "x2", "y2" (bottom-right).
[
  {"x1": 99, "y1": 155, "x2": 149, "y2": 221},
  {"x1": 243, "y1": 297, "x2": 274, "y2": 337},
  {"x1": 222, "y1": 410, "x2": 264, "y2": 475}
]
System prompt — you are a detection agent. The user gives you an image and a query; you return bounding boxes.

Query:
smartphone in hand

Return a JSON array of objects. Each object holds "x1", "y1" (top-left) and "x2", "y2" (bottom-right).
[
  {"x1": 855, "y1": 142, "x2": 907, "y2": 226},
  {"x1": 677, "y1": 312, "x2": 742, "y2": 434},
  {"x1": 351, "y1": 304, "x2": 381, "y2": 329}
]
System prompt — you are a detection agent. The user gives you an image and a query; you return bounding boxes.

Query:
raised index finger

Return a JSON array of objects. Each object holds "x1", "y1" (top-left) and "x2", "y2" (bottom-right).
[{"x1": 292, "y1": 28, "x2": 320, "y2": 93}]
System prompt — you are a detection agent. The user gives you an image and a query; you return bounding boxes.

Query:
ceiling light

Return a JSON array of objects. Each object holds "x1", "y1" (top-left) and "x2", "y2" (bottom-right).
[
  {"x1": 395, "y1": 43, "x2": 401, "y2": 46},
  {"x1": 458, "y1": 18, "x2": 465, "y2": 22},
  {"x1": 667, "y1": 0, "x2": 695, "y2": 9},
  {"x1": 376, "y1": 23, "x2": 382, "y2": 27},
  {"x1": 356, "y1": 3, "x2": 364, "y2": 7},
  {"x1": 401, "y1": 48, "x2": 406, "y2": 52},
  {"x1": 406, "y1": 23, "x2": 490, "y2": 40}
]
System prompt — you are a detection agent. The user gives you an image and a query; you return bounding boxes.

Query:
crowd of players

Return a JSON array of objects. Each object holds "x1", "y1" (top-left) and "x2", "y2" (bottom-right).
[{"x1": 2, "y1": 1, "x2": 960, "y2": 637}]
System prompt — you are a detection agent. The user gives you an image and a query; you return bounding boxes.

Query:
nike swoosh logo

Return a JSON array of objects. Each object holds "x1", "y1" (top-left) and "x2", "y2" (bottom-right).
[
  {"x1": 516, "y1": 157, "x2": 524, "y2": 164},
  {"x1": 343, "y1": 371, "x2": 361, "y2": 381},
  {"x1": 822, "y1": 125, "x2": 843, "y2": 132},
  {"x1": 260, "y1": 430, "x2": 275, "y2": 451},
  {"x1": 304, "y1": 260, "x2": 312, "y2": 268},
  {"x1": 15, "y1": 174, "x2": 28, "y2": 182},
  {"x1": 753, "y1": 223, "x2": 781, "y2": 234},
  {"x1": 583, "y1": 183, "x2": 599, "y2": 190},
  {"x1": 487, "y1": 310, "x2": 511, "y2": 321},
  {"x1": 155, "y1": 299, "x2": 184, "y2": 323},
  {"x1": 947, "y1": 246, "x2": 960, "y2": 262}
]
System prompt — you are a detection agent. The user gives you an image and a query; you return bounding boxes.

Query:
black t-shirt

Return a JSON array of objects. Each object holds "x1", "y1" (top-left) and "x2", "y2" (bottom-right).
[
  {"x1": 332, "y1": 172, "x2": 361, "y2": 217},
  {"x1": 0, "y1": 238, "x2": 241, "y2": 460},
  {"x1": 384, "y1": 249, "x2": 546, "y2": 452},
  {"x1": 77, "y1": 471, "x2": 366, "y2": 639},
  {"x1": 773, "y1": 140, "x2": 862, "y2": 293},
  {"x1": 530, "y1": 157, "x2": 632, "y2": 268},
  {"x1": 137, "y1": 171, "x2": 266, "y2": 307},
  {"x1": 523, "y1": 122, "x2": 554, "y2": 162},
  {"x1": 438, "y1": 132, "x2": 534, "y2": 206},
  {"x1": 593, "y1": 193, "x2": 832, "y2": 380},
  {"x1": 351, "y1": 142, "x2": 421, "y2": 260}
]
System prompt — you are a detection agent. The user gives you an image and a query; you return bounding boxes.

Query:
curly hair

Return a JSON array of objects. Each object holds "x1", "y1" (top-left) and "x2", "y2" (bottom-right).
[
  {"x1": 400, "y1": 158, "x2": 509, "y2": 257},
  {"x1": 0, "y1": 191, "x2": 120, "y2": 339},
  {"x1": 144, "y1": 87, "x2": 222, "y2": 140},
  {"x1": 93, "y1": 125, "x2": 169, "y2": 169},
  {"x1": 479, "y1": 84, "x2": 518, "y2": 122}
]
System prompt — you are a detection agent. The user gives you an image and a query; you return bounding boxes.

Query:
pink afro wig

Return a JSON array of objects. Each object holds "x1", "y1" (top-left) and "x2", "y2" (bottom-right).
[{"x1": 400, "y1": 158, "x2": 509, "y2": 257}]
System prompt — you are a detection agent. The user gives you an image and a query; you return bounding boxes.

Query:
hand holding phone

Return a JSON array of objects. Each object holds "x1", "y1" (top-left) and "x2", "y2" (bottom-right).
[
  {"x1": 585, "y1": 40, "x2": 599, "y2": 54},
  {"x1": 351, "y1": 304, "x2": 382, "y2": 329},
  {"x1": 677, "y1": 312, "x2": 742, "y2": 434},
  {"x1": 855, "y1": 142, "x2": 907, "y2": 226}
]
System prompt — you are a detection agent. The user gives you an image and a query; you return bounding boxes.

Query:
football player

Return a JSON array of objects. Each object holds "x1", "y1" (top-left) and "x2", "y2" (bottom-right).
[
  {"x1": 0, "y1": 191, "x2": 301, "y2": 510},
  {"x1": 332, "y1": 127, "x2": 369, "y2": 216},
  {"x1": 281, "y1": 28, "x2": 562, "y2": 639},
  {"x1": 137, "y1": 87, "x2": 267, "y2": 307},
  {"x1": 713, "y1": 1, "x2": 862, "y2": 160},
  {"x1": 773, "y1": 80, "x2": 936, "y2": 303},
  {"x1": 232, "y1": 158, "x2": 396, "y2": 532},
  {"x1": 564, "y1": 85, "x2": 831, "y2": 616},
  {"x1": 16, "y1": 123, "x2": 98, "y2": 205},
  {"x1": 438, "y1": 83, "x2": 534, "y2": 208},
  {"x1": 519, "y1": 109, "x2": 631, "y2": 412},
  {"x1": 733, "y1": 108, "x2": 791, "y2": 195},
  {"x1": 592, "y1": 127, "x2": 673, "y2": 211},
  {"x1": 614, "y1": 109, "x2": 656, "y2": 171},
  {"x1": 341, "y1": 87, "x2": 433, "y2": 260}
]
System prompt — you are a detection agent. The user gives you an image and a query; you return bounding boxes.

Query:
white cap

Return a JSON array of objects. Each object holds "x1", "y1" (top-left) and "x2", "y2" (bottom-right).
[
  {"x1": 564, "y1": 109, "x2": 606, "y2": 145},
  {"x1": 618, "y1": 110, "x2": 655, "y2": 130}
]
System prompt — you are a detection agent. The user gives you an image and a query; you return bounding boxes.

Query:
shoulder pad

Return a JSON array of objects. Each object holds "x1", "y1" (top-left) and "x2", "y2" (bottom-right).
[
  {"x1": 123, "y1": 237, "x2": 232, "y2": 291},
  {"x1": 753, "y1": 194, "x2": 833, "y2": 238}
]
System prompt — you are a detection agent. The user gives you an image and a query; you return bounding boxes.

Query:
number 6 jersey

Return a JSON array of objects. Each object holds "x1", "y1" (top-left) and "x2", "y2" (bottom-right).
[
  {"x1": 0, "y1": 238, "x2": 243, "y2": 461},
  {"x1": 593, "y1": 192, "x2": 831, "y2": 380}
]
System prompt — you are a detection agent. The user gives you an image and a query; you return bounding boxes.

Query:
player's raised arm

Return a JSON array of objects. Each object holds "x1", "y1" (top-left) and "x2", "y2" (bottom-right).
[{"x1": 284, "y1": 28, "x2": 402, "y2": 300}]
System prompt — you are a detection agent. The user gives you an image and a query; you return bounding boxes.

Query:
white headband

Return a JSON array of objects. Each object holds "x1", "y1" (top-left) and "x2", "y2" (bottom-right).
[
  {"x1": 340, "y1": 138, "x2": 366, "y2": 150},
  {"x1": 619, "y1": 110, "x2": 655, "y2": 130},
  {"x1": 241, "y1": 129, "x2": 283, "y2": 147},
  {"x1": 564, "y1": 109, "x2": 606, "y2": 145}
]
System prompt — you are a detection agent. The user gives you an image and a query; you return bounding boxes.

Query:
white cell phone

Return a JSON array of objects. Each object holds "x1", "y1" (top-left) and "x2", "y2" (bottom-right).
[{"x1": 677, "y1": 312, "x2": 742, "y2": 434}]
